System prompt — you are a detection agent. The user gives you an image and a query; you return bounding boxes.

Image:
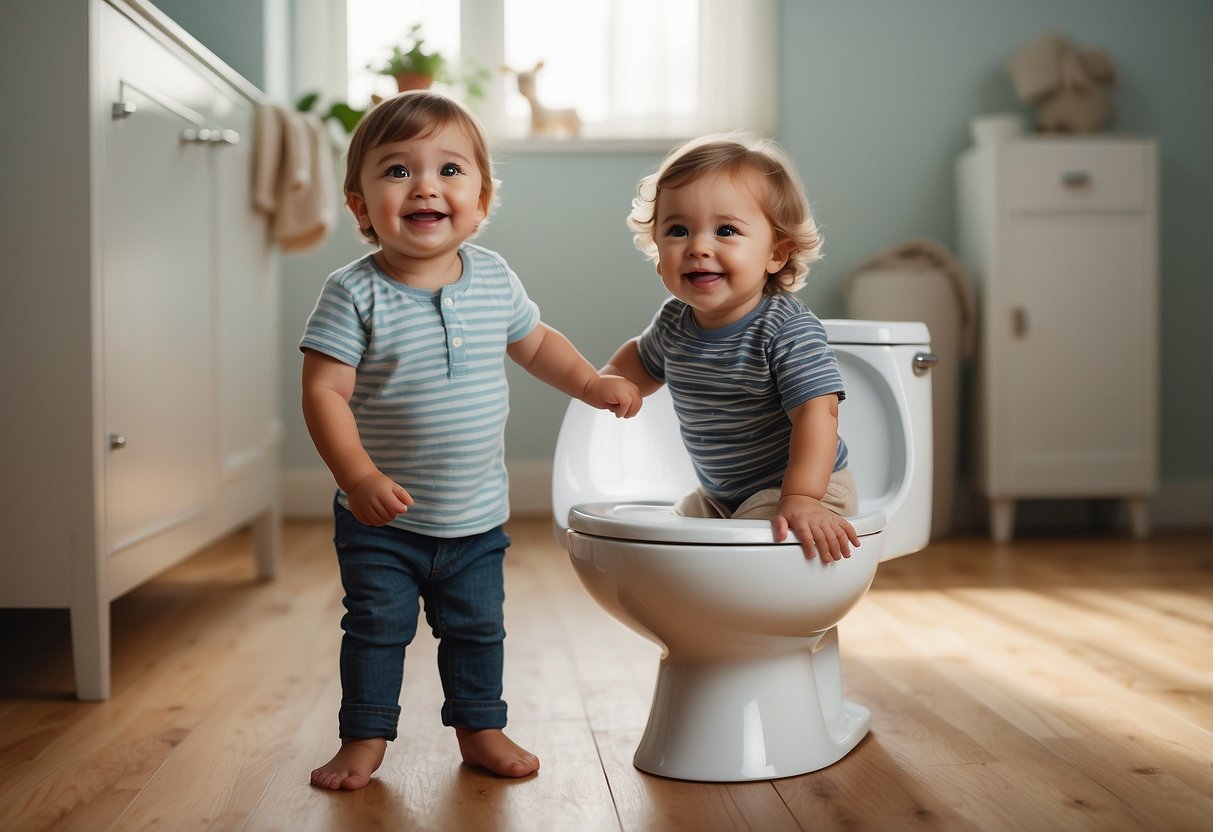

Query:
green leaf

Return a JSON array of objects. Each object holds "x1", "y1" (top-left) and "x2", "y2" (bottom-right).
[
  {"x1": 295, "y1": 91, "x2": 320, "y2": 112},
  {"x1": 326, "y1": 102, "x2": 366, "y2": 134}
]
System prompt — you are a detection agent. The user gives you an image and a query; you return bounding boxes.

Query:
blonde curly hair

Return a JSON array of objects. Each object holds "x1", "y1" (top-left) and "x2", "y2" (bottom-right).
[{"x1": 627, "y1": 133, "x2": 822, "y2": 293}]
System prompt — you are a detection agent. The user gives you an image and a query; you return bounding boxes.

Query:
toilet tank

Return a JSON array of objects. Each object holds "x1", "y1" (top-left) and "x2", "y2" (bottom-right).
[
  {"x1": 552, "y1": 319, "x2": 933, "y2": 559},
  {"x1": 826, "y1": 320, "x2": 933, "y2": 559}
]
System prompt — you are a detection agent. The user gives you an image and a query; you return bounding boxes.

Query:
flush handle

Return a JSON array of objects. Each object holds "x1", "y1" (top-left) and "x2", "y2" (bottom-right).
[{"x1": 912, "y1": 352, "x2": 939, "y2": 376}]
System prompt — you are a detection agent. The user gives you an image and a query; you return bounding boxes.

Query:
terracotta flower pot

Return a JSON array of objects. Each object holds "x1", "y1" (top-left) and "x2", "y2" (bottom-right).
[{"x1": 395, "y1": 72, "x2": 434, "y2": 92}]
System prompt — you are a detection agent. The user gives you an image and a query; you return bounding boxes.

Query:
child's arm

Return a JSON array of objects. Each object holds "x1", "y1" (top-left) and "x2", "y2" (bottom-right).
[
  {"x1": 775, "y1": 395, "x2": 861, "y2": 561},
  {"x1": 301, "y1": 349, "x2": 413, "y2": 525},
  {"x1": 508, "y1": 323, "x2": 642, "y2": 417},
  {"x1": 602, "y1": 338, "x2": 664, "y2": 396}
]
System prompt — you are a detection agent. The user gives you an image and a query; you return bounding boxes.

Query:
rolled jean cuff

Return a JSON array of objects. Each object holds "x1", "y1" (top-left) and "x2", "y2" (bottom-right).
[
  {"x1": 442, "y1": 699, "x2": 507, "y2": 730},
  {"x1": 339, "y1": 703, "x2": 402, "y2": 741}
]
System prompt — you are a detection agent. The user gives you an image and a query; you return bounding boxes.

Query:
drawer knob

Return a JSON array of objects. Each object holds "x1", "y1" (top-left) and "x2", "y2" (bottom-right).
[
  {"x1": 1060, "y1": 170, "x2": 1091, "y2": 188},
  {"x1": 109, "y1": 433, "x2": 127, "y2": 450},
  {"x1": 1012, "y1": 306, "x2": 1029, "y2": 338}
]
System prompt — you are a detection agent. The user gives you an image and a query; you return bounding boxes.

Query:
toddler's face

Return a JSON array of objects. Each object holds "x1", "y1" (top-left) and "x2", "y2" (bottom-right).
[
  {"x1": 349, "y1": 121, "x2": 486, "y2": 266},
  {"x1": 654, "y1": 170, "x2": 787, "y2": 329}
]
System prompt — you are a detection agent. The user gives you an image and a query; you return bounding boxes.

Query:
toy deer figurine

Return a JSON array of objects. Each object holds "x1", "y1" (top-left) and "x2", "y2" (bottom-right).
[{"x1": 501, "y1": 61, "x2": 582, "y2": 139}]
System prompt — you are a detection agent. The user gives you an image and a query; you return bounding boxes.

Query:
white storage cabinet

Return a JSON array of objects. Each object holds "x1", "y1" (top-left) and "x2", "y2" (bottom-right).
[
  {"x1": 956, "y1": 138, "x2": 1158, "y2": 543},
  {"x1": 0, "y1": 0, "x2": 281, "y2": 699}
]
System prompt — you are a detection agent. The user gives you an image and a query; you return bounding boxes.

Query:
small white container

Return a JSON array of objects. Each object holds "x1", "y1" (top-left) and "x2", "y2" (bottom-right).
[{"x1": 971, "y1": 113, "x2": 1025, "y2": 146}]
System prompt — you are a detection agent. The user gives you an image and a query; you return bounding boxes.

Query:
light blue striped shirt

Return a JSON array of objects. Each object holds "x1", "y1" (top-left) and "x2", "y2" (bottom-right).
[
  {"x1": 299, "y1": 244, "x2": 540, "y2": 537},
  {"x1": 637, "y1": 293, "x2": 847, "y2": 510}
]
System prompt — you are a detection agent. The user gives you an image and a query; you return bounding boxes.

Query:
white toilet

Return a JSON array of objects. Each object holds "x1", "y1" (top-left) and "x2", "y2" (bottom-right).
[{"x1": 551, "y1": 319, "x2": 936, "y2": 782}]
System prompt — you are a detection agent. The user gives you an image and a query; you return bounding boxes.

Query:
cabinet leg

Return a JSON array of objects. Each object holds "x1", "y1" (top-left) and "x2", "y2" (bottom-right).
[
  {"x1": 990, "y1": 499, "x2": 1016, "y2": 544},
  {"x1": 1125, "y1": 498, "x2": 1151, "y2": 540},
  {"x1": 252, "y1": 504, "x2": 281, "y2": 580},
  {"x1": 70, "y1": 602, "x2": 111, "y2": 701}
]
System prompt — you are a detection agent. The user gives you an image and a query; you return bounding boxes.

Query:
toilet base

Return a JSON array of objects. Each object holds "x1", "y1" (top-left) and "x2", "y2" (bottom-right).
[{"x1": 633, "y1": 627, "x2": 870, "y2": 781}]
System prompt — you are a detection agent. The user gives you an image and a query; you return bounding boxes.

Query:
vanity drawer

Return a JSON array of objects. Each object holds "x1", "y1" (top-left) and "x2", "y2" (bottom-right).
[{"x1": 1007, "y1": 142, "x2": 1148, "y2": 213}]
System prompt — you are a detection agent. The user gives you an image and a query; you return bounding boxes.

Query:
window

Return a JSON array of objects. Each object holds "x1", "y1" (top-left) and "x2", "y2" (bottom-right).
[{"x1": 327, "y1": 0, "x2": 777, "y2": 146}]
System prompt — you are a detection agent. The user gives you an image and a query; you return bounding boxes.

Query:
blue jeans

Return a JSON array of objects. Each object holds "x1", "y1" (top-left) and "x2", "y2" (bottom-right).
[{"x1": 332, "y1": 499, "x2": 509, "y2": 740}]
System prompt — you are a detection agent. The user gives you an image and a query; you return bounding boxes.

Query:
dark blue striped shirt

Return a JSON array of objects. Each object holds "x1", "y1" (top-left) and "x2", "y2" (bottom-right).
[{"x1": 637, "y1": 293, "x2": 847, "y2": 510}]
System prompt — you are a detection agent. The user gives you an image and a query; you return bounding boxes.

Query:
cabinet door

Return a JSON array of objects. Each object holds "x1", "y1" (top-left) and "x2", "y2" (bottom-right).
[
  {"x1": 100, "y1": 5, "x2": 214, "y2": 553},
  {"x1": 211, "y1": 92, "x2": 279, "y2": 482},
  {"x1": 998, "y1": 213, "x2": 1155, "y2": 493}
]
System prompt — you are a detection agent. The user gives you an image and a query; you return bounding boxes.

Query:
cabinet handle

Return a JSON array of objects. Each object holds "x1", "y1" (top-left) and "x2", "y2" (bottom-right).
[
  {"x1": 112, "y1": 100, "x2": 137, "y2": 119},
  {"x1": 1060, "y1": 170, "x2": 1091, "y2": 188},
  {"x1": 109, "y1": 433, "x2": 127, "y2": 450},
  {"x1": 912, "y1": 352, "x2": 939, "y2": 376},
  {"x1": 180, "y1": 127, "x2": 241, "y2": 145},
  {"x1": 1011, "y1": 306, "x2": 1029, "y2": 338}
]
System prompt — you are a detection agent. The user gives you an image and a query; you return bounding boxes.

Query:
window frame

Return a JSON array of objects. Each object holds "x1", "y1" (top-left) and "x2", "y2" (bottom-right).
[{"x1": 297, "y1": 0, "x2": 779, "y2": 153}]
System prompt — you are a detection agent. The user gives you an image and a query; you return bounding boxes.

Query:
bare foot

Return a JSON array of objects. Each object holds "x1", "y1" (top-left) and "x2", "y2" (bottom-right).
[
  {"x1": 456, "y1": 728, "x2": 540, "y2": 778},
  {"x1": 310, "y1": 737, "x2": 387, "y2": 790}
]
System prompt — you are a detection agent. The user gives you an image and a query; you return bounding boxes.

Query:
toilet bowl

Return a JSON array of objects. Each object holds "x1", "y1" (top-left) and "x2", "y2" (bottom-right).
[{"x1": 552, "y1": 320, "x2": 935, "y2": 781}]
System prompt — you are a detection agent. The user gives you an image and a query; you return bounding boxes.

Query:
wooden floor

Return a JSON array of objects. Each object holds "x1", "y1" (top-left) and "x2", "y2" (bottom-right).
[{"x1": 1, "y1": 519, "x2": 1210, "y2": 832}]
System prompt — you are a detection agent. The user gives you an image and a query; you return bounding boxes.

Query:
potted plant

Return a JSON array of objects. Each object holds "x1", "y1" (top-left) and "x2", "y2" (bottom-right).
[
  {"x1": 370, "y1": 24, "x2": 490, "y2": 98},
  {"x1": 296, "y1": 23, "x2": 489, "y2": 135},
  {"x1": 373, "y1": 23, "x2": 445, "y2": 92}
]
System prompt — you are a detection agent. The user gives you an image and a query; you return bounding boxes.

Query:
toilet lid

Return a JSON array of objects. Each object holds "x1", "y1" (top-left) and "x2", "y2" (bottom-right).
[
  {"x1": 824, "y1": 319, "x2": 930, "y2": 345},
  {"x1": 566, "y1": 502, "x2": 886, "y2": 545}
]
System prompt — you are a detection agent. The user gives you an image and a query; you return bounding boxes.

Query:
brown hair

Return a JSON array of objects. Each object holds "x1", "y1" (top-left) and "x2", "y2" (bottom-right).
[
  {"x1": 343, "y1": 91, "x2": 496, "y2": 244},
  {"x1": 627, "y1": 133, "x2": 822, "y2": 293}
]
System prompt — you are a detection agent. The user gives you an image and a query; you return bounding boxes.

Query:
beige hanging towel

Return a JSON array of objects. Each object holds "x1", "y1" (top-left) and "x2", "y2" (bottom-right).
[{"x1": 252, "y1": 103, "x2": 338, "y2": 252}]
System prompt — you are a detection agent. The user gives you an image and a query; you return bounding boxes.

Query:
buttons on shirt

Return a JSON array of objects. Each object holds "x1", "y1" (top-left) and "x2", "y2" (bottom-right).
[{"x1": 438, "y1": 291, "x2": 466, "y2": 377}]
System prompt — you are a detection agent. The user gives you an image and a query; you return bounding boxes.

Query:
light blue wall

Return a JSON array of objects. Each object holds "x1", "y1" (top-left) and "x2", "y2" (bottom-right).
[
  {"x1": 155, "y1": 0, "x2": 269, "y2": 88},
  {"x1": 163, "y1": 0, "x2": 1213, "y2": 490},
  {"x1": 772, "y1": 0, "x2": 1213, "y2": 483}
]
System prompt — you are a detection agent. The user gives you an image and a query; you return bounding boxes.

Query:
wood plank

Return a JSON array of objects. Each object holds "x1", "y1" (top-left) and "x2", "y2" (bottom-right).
[
  {"x1": 858, "y1": 588, "x2": 1213, "y2": 829},
  {"x1": 0, "y1": 522, "x2": 1209, "y2": 831},
  {"x1": 838, "y1": 647, "x2": 1164, "y2": 831},
  {"x1": 594, "y1": 728, "x2": 801, "y2": 832},
  {"x1": 772, "y1": 733, "x2": 979, "y2": 832}
]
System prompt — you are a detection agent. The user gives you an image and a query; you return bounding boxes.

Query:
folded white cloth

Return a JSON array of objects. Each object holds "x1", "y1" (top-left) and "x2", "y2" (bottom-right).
[{"x1": 252, "y1": 103, "x2": 337, "y2": 252}]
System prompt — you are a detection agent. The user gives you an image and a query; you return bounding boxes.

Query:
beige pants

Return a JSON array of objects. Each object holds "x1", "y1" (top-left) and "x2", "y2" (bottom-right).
[{"x1": 674, "y1": 468, "x2": 859, "y2": 520}]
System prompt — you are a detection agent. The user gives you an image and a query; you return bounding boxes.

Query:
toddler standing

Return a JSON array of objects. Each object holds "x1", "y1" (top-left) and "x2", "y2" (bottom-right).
[{"x1": 300, "y1": 91, "x2": 640, "y2": 790}]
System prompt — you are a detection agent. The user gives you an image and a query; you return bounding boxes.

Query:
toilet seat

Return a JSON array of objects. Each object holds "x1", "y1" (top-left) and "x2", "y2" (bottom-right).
[{"x1": 567, "y1": 502, "x2": 886, "y2": 545}]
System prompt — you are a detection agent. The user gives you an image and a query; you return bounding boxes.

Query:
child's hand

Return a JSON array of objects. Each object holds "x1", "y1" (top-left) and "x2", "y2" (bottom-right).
[
  {"x1": 584, "y1": 374, "x2": 643, "y2": 418},
  {"x1": 773, "y1": 495, "x2": 860, "y2": 561},
  {"x1": 347, "y1": 472, "x2": 414, "y2": 526}
]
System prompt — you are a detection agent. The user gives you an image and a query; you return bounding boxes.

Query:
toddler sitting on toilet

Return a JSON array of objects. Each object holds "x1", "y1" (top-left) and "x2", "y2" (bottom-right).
[{"x1": 602, "y1": 134, "x2": 859, "y2": 561}]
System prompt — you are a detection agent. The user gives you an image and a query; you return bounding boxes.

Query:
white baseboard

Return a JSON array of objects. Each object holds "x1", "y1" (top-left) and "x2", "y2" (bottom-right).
[
  {"x1": 503, "y1": 458, "x2": 555, "y2": 517},
  {"x1": 284, "y1": 465, "x2": 1211, "y2": 530},
  {"x1": 281, "y1": 459, "x2": 555, "y2": 519},
  {"x1": 1151, "y1": 477, "x2": 1213, "y2": 530},
  {"x1": 281, "y1": 468, "x2": 336, "y2": 518},
  {"x1": 952, "y1": 475, "x2": 1213, "y2": 534}
]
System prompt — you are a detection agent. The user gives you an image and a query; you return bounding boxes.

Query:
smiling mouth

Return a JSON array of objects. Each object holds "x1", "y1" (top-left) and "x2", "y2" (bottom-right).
[
  {"x1": 405, "y1": 210, "x2": 448, "y2": 223},
  {"x1": 684, "y1": 271, "x2": 725, "y2": 286}
]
